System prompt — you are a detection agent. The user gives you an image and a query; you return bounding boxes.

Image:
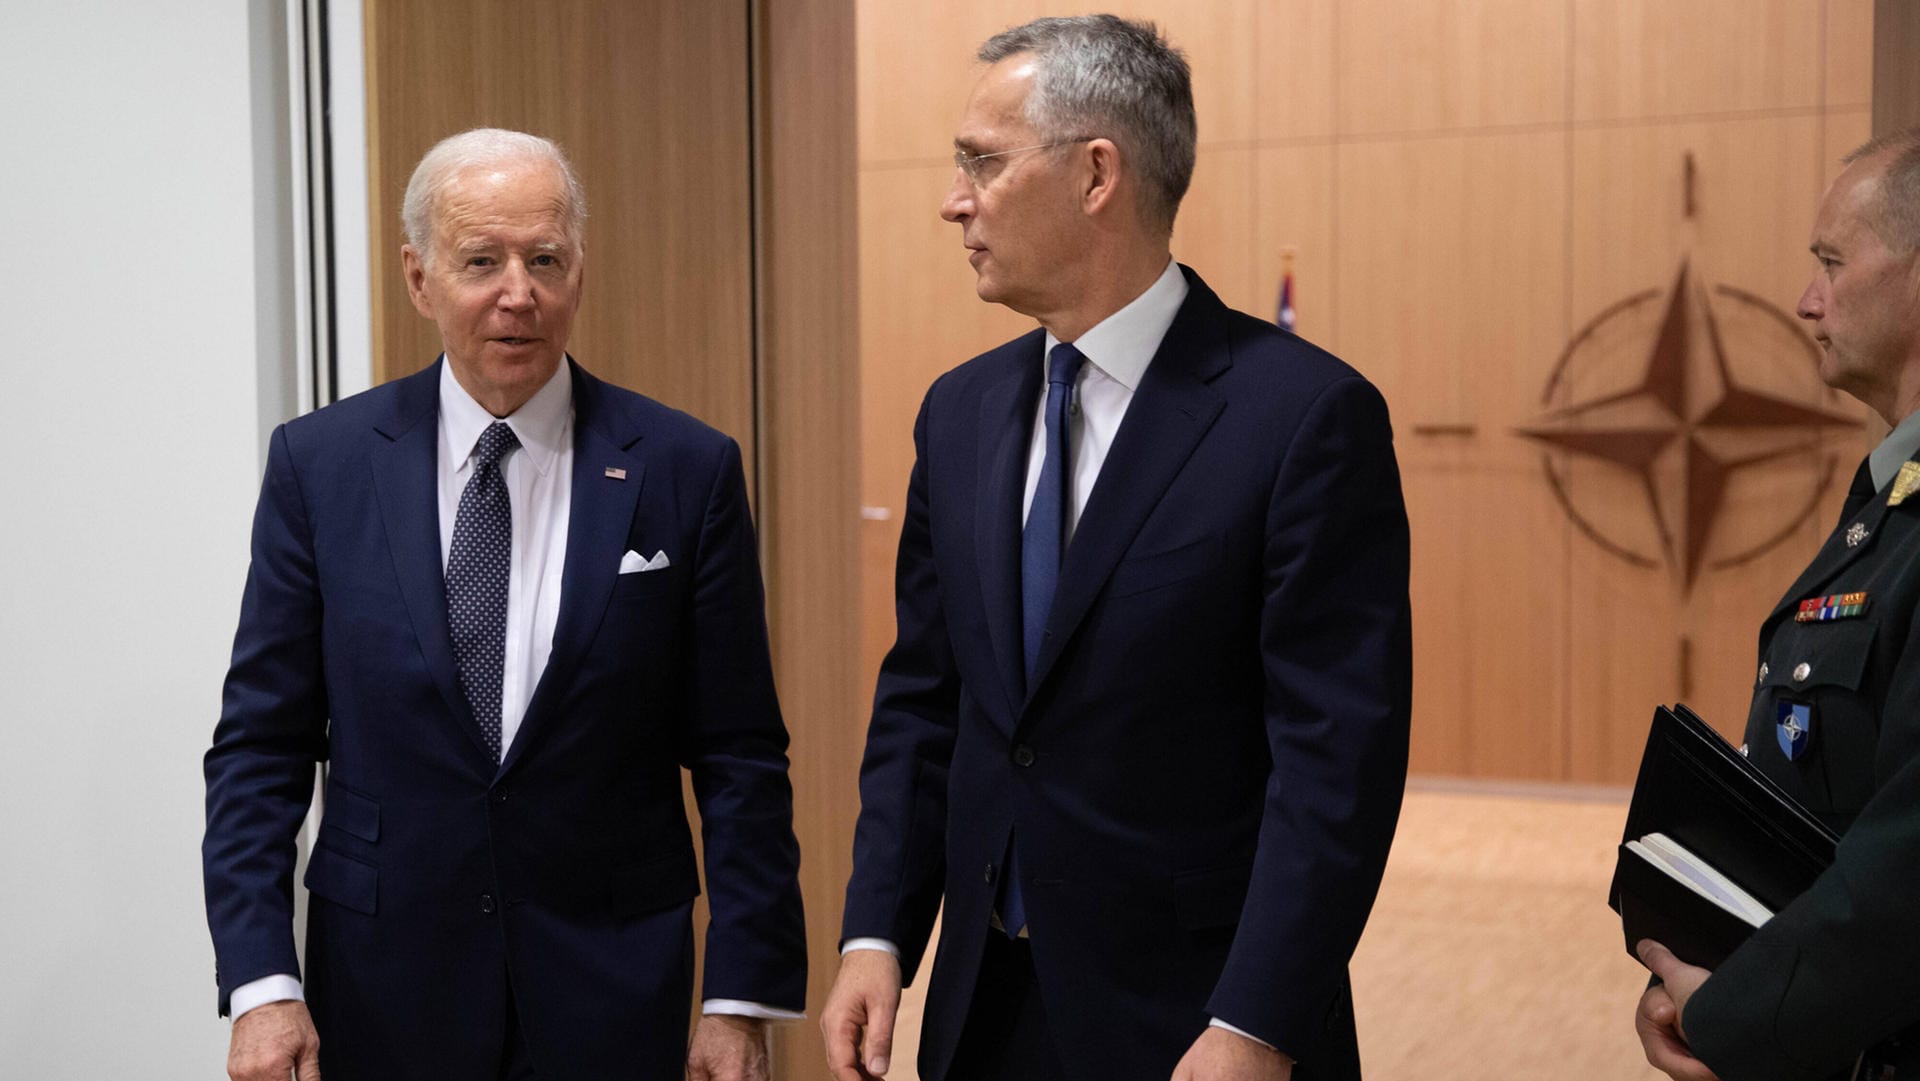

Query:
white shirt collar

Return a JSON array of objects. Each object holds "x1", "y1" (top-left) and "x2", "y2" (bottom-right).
[
  {"x1": 438, "y1": 356, "x2": 573, "y2": 478},
  {"x1": 1043, "y1": 257, "x2": 1188, "y2": 390}
]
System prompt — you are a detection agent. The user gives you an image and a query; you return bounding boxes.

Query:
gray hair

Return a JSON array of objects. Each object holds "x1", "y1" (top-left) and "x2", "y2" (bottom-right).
[
  {"x1": 401, "y1": 128, "x2": 587, "y2": 265},
  {"x1": 979, "y1": 15, "x2": 1196, "y2": 233},
  {"x1": 1843, "y1": 126, "x2": 1920, "y2": 254}
]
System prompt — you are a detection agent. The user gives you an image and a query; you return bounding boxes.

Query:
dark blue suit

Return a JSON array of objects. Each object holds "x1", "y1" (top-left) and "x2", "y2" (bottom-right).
[
  {"x1": 842, "y1": 269, "x2": 1411, "y2": 1081},
  {"x1": 203, "y1": 359, "x2": 806, "y2": 1080}
]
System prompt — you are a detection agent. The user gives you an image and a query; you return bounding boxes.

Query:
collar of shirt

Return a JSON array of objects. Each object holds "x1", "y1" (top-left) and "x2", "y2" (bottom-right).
[
  {"x1": 1042, "y1": 257, "x2": 1188, "y2": 388},
  {"x1": 1869, "y1": 405, "x2": 1920, "y2": 490},
  {"x1": 438, "y1": 356, "x2": 573, "y2": 478}
]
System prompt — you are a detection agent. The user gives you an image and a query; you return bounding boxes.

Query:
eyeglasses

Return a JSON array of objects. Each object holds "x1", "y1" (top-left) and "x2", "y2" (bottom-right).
[{"x1": 952, "y1": 138, "x2": 1093, "y2": 185}]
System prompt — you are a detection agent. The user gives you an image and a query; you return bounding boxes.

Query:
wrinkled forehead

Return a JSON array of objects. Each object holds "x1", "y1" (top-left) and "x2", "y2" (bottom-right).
[{"x1": 435, "y1": 160, "x2": 577, "y2": 242}]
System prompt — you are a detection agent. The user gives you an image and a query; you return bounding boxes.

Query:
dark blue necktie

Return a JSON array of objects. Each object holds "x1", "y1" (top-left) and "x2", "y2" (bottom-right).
[
  {"x1": 1004, "y1": 342, "x2": 1083, "y2": 936},
  {"x1": 447, "y1": 421, "x2": 519, "y2": 761},
  {"x1": 1021, "y1": 342, "x2": 1085, "y2": 679}
]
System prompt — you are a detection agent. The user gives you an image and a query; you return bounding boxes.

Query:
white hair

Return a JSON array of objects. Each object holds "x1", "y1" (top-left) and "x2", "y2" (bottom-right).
[{"x1": 400, "y1": 128, "x2": 587, "y2": 265}]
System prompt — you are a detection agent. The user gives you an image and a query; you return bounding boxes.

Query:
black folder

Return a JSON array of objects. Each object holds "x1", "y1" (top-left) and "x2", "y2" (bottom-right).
[{"x1": 1608, "y1": 703, "x2": 1839, "y2": 970}]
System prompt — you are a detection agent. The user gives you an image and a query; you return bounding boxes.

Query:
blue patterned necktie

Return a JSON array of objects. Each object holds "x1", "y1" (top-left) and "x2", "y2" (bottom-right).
[
  {"x1": 1004, "y1": 341, "x2": 1084, "y2": 936},
  {"x1": 447, "y1": 421, "x2": 519, "y2": 761}
]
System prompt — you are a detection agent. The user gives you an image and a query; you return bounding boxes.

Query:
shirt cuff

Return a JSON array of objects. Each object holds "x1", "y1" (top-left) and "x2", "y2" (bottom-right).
[
  {"x1": 1210, "y1": 1017, "x2": 1277, "y2": 1051},
  {"x1": 702, "y1": 999, "x2": 805, "y2": 1022},
  {"x1": 230, "y1": 974, "x2": 304, "y2": 1020},
  {"x1": 840, "y1": 937, "x2": 901, "y2": 958}
]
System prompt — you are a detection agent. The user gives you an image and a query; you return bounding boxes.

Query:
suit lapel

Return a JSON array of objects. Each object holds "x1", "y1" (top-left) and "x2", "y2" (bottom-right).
[
  {"x1": 1023, "y1": 276, "x2": 1231, "y2": 706},
  {"x1": 504, "y1": 363, "x2": 645, "y2": 774},
  {"x1": 370, "y1": 360, "x2": 496, "y2": 765},
  {"x1": 976, "y1": 334, "x2": 1046, "y2": 724}
]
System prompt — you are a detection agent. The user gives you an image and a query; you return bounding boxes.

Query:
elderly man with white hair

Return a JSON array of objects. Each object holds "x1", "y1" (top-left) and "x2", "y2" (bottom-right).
[{"x1": 203, "y1": 127, "x2": 807, "y2": 1081}]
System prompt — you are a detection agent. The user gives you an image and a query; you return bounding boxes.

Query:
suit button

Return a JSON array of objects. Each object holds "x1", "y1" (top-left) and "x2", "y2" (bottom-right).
[
  {"x1": 480, "y1": 892, "x2": 496, "y2": 914},
  {"x1": 984, "y1": 863, "x2": 996, "y2": 885},
  {"x1": 1012, "y1": 745, "x2": 1036, "y2": 767},
  {"x1": 1793, "y1": 662, "x2": 1812, "y2": 682},
  {"x1": 492, "y1": 787, "x2": 509, "y2": 804}
]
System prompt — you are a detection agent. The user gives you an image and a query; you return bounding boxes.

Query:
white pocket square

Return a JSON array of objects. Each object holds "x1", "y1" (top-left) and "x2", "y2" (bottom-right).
[{"x1": 618, "y1": 549, "x2": 672, "y2": 574}]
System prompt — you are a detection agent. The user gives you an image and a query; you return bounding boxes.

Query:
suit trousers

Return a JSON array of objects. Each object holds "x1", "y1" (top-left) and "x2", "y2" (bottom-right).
[{"x1": 943, "y1": 933, "x2": 1067, "y2": 1081}]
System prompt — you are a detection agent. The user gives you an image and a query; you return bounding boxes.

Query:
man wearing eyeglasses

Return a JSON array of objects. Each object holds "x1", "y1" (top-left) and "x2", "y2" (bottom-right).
[{"x1": 823, "y1": 15, "x2": 1411, "y2": 1081}]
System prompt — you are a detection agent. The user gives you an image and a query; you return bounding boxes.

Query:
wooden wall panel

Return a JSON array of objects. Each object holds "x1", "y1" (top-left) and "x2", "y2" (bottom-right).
[
  {"x1": 1174, "y1": 148, "x2": 1259, "y2": 313},
  {"x1": 1251, "y1": 1, "x2": 1337, "y2": 140},
  {"x1": 754, "y1": 0, "x2": 861, "y2": 1074},
  {"x1": 1403, "y1": 452, "x2": 1574, "y2": 777},
  {"x1": 1333, "y1": 132, "x2": 1571, "y2": 779},
  {"x1": 1572, "y1": 0, "x2": 1823, "y2": 121},
  {"x1": 1829, "y1": 0, "x2": 1876, "y2": 108},
  {"x1": 364, "y1": 0, "x2": 754, "y2": 452},
  {"x1": 1252, "y1": 144, "x2": 1336, "y2": 345},
  {"x1": 1333, "y1": 133, "x2": 1569, "y2": 425},
  {"x1": 1336, "y1": 0, "x2": 1569, "y2": 134},
  {"x1": 1874, "y1": 0, "x2": 1920, "y2": 135}
]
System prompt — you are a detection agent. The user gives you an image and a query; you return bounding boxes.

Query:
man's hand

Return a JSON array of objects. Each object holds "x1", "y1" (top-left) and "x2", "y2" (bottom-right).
[
  {"x1": 686, "y1": 1014, "x2": 770, "y2": 1081},
  {"x1": 1170, "y1": 1026, "x2": 1293, "y2": 1081},
  {"x1": 1635, "y1": 940, "x2": 1718, "y2": 1081},
  {"x1": 227, "y1": 1000, "x2": 321, "y2": 1081},
  {"x1": 821, "y1": 948, "x2": 903, "y2": 1081}
]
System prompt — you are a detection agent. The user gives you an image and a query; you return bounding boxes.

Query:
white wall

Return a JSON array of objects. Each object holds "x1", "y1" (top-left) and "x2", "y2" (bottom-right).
[{"x1": 0, "y1": 1, "x2": 291, "y2": 1072}]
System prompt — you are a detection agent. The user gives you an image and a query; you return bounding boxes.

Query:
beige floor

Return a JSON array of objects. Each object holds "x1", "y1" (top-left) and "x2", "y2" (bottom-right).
[{"x1": 878, "y1": 782, "x2": 1663, "y2": 1081}]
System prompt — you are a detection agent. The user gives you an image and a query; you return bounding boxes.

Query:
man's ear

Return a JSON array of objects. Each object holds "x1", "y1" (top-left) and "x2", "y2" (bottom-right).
[
  {"x1": 1082, "y1": 137, "x2": 1123, "y2": 218},
  {"x1": 401, "y1": 244, "x2": 433, "y2": 319}
]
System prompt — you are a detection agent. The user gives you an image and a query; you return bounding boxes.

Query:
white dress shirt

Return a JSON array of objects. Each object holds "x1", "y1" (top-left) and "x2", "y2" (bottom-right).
[
  {"x1": 845, "y1": 260, "x2": 1273, "y2": 1048},
  {"x1": 233, "y1": 359, "x2": 796, "y2": 1023}
]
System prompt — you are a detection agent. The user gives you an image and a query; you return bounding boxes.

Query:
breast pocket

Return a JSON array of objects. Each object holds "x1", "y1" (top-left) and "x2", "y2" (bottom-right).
[
  {"x1": 1757, "y1": 618, "x2": 1879, "y2": 813},
  {"x1": 1107, "y1": 535, "x2": 1221, "y2": 600},
  {"x1": 610, "y1": 565, "x2": 685, "y2": 603}
]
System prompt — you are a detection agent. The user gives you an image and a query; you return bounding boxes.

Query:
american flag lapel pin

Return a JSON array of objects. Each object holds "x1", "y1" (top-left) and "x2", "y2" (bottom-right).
[{"x1": 604, "y1": 466, "x2": 627, "y2": 480}]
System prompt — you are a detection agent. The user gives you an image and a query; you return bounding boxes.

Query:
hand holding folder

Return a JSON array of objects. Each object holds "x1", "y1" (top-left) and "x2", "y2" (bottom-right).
[{"x1": 1608, "y1": 704, "x2": 1838, "y2": 970}]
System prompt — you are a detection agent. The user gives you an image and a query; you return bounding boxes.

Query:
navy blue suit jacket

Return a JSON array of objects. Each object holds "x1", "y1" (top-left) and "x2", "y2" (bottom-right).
[
  {"x1": 842, "y1": 269, "x2": 1411, "y2": 1081},
  {"x1": 203, "y1": 359, "x2": 805, "y2": 1080}
]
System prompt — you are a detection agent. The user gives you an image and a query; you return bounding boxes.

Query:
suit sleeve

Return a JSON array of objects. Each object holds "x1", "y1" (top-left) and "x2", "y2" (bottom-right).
[
  {"x1": 678, "y1": 436, "x2": 808, "y2": 1010},
  {"x1": 202, "y1": 423, "x2": 329, "y2": 1015},
  {"x1": 839, "y1": 390, "x2": 958, "y2": 984},
  {"x1": 1206, "y1": 376, "x2": 1413, "y2": 1056},
  {"x1": 1687, "y1": 599, "x2": 1920, "y2": 1081}
]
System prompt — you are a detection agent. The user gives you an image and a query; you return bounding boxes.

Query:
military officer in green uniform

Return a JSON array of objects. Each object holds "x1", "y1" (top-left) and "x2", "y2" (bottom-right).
[{"x1": 1635, "y1": 127, "x2": 1920, "y2": 1081}]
